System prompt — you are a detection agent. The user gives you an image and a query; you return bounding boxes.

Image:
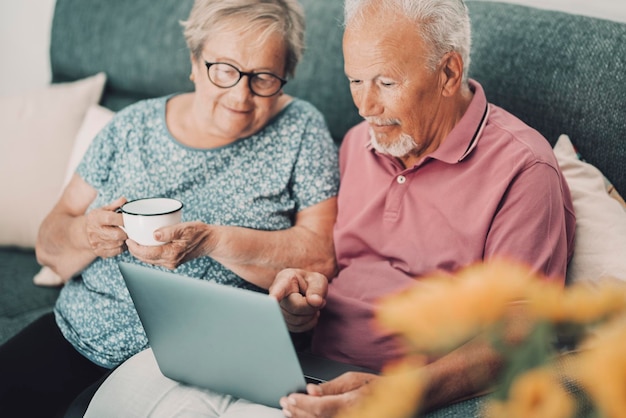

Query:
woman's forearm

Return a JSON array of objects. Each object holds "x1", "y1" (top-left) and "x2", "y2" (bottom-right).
[
  {"x1": 36, "y1": 210, "x2": 96, "y2": 280},
  {"x1": 206, "y1": 223, "x2": 336, "y2": 289},
  {"x1": 205, "y1": 198, "x2": 338, "y2": 289},
  {"x1": 35, "y1": 176, "x2": 125, "y2": 281}
]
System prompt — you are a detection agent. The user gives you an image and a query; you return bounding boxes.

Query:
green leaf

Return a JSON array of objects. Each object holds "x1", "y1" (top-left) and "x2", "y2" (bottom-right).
[{"x1": 490, "y1": 321, "x2": 556, "y2": 401}]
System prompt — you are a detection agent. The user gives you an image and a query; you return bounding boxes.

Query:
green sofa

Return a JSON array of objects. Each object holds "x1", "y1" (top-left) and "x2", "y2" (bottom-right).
[{"x1": 1, "y1": 0, "x2": 625, "y2": 416}]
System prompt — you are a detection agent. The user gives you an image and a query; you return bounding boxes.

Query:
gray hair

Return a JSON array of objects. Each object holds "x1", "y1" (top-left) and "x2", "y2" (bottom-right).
[
  {"x1": 182, "y1": 0, "x2": 305, "y2": 79},
  {"x1": 344, "y1": 0, "x2": 471, "y2": 82}
]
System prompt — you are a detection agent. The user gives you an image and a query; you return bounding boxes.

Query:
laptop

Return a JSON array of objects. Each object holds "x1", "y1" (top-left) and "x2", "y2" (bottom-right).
[{"x1": 118, "y1": 262, "x2": 376, "y2": 408}]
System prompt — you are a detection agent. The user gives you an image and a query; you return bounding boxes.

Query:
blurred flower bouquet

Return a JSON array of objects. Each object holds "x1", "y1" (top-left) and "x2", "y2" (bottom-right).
[{"x1": 337, "y1": 259, "x2": 626, "y2": 418}]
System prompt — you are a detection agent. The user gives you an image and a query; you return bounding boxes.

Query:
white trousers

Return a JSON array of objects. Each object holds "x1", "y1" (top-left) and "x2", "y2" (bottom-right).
[{"x1": 85, "y1": 348, "x2": 284, "y2": 418}]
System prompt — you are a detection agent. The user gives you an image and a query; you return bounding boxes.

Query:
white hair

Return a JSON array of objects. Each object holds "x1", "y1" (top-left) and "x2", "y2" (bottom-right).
[
  {"x1": 182, "y1": 0, "x2": 305, "y2": 78},
  {"x1": 344, "y1": 0, "x2": 471, "y2": 82}
]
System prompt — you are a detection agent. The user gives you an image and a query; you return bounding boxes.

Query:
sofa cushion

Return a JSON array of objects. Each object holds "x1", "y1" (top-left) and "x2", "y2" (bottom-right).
[
  {"x1": 0, "y1": 247, "x2": 60, "y2": 345},
  {"x1": 0, "y1": 73, "x2": 106, "y2": 248},
  {"x1": 62, "y1": 105, "x2": 116, "y2": 186},
  {"x1": 554, "y1": 134, "x2": 626, "y2": 283},
  {"x1": 33, "y1": 105, "x2": 116, "y2": 287}
]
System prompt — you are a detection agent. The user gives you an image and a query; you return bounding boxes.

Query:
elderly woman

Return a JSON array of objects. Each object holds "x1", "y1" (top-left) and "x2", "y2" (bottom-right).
[{"x1": 0, "y1": 0, "x2": 338, "y2": 416}]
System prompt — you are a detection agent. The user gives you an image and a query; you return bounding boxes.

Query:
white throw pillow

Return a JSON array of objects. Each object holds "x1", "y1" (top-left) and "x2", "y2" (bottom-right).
[
  {"x1": 0, "y1": 73, "x2": 107, "y2": 248},
  {"x1": 33, "y1": 104, "x2": 115, "y2": 287},
  {"x1": 62, "y1": 104, "x2": 116, "y2": 186},
  {"x1": 554, "y1": 134, "x2": 626, "y2": 283}
]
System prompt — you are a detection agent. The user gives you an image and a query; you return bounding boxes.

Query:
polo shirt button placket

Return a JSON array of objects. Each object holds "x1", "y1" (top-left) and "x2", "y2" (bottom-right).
[{"x1": 384, "y1": 174, "x2": 409, "y2": 221}]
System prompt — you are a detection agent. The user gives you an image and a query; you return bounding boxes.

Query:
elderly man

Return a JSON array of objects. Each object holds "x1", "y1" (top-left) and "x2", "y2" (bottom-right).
[
  {"x1": 274, "y1": 0, "x2": 575, "y2": 416},
  {"x1": 85, "y1": 0, "x2": 575, "y2": 416}
]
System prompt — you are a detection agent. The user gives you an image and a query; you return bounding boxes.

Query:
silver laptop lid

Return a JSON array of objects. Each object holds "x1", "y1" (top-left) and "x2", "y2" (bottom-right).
[{"x1": 119, "y1": 262, "x2": 307, "y2": 408}]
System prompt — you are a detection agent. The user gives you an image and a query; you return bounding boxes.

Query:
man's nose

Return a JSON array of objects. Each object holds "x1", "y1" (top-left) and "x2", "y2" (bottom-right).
[{"x1": 356, "y1": 86, "x2": 382, "y2": 118}]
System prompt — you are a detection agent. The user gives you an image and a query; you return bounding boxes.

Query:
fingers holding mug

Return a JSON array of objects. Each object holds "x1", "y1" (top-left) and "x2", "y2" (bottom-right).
[
  {"x1": 120, "y1": 197, "x2": 187, "y2": 268},
  {"x1": 85, "y1": 196, "x2": 128, "y2": 258},
  {"x1": 127, "y1": 221, "x2": 210, "y2": 270}
]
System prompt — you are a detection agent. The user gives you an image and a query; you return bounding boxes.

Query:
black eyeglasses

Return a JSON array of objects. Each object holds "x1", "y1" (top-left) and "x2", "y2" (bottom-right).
[{"x1": 204, "y1": 61, "x2": 287, "y2": 97}]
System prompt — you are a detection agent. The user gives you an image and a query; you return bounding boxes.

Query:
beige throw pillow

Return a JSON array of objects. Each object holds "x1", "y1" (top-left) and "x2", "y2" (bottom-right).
[
  {"x1": 0, "y1": 73, "x2": 106, "y2": 248},
  {"x1": 554, "y1": 134, "x2": 626, "y2": 283},
  {"x1": 33, "y1": 104, "x2": 115, "y2": 287}
]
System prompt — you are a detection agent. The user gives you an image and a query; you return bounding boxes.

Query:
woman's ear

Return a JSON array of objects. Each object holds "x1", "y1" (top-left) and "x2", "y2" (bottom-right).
[
  {"x1": 189, "y1": 53, "x2": 198, "y2": 83},
  {"x1": 440, "y1": 51, "x2": 464, "y2": 97}
]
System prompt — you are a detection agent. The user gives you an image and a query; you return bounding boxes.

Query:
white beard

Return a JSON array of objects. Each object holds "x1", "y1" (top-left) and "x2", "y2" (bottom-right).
[{"x1": 370, "y1": 129, "x2": 418, "y2": 158}]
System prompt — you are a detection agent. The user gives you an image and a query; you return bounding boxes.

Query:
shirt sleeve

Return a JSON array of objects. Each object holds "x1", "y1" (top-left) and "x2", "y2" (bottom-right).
[
  {"x1": 75, "y1": 113, "x2": 123, "y2": 191},
  {"x1": 290, "y1": 106, "x2": 340, "y2": 211},
  {"x1": 484, "y1": 161, "x2": 575, "y2": 283}
]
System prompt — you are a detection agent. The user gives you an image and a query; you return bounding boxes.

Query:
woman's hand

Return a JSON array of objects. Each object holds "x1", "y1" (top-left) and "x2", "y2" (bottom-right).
[
  {"x1": 84, "y1": 196, "x2": 128, "y2": 259},
  {"x1": 279, "y1": 372, "x2": 377, "y2": 418},
  {"x1": 129, "y1": 196, "x2": 337, "y2": 288},
  {"x1": 36, "y1": 175, "x2": 126, "y2": 279},
  {"x1": 126, "y1": 221, "x2": 213, "y2": 269}
]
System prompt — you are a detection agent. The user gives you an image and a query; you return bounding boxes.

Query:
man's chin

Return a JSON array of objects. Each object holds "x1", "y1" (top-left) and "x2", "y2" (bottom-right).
[{"x1": 370, "y1": 131, "x2": 418, "y2": 158}]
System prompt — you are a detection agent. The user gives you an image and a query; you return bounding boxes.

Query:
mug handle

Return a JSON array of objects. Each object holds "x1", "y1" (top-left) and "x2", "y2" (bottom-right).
[{"x1": 115, "y1": 207, "x2": 127, "y2": 233}]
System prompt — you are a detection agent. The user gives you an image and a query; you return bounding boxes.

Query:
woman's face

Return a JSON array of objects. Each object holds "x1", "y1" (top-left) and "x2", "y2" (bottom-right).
[{"x1": 190, "y1": 26, "x2": 287, "y2": 143}]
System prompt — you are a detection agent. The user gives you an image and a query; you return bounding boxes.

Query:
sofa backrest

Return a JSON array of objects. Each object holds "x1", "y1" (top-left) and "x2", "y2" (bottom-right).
[
  {"x1": 466, "y1": 1, "x2": 626, "y2": 194},
  {"x1": 50, "y1": 0, "x2": 625, "y2": 193},
  {"x1": 50, "y1": 0, "x2": 195, "y2": 110},
  {"x1": 50, "y1": 0, "x2": 358, "y2": 142}
]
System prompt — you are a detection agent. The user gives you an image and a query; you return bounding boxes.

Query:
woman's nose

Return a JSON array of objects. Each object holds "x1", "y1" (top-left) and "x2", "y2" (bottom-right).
[{"x1": 229, "y1": 75, "x2": 255, "y2": 100}]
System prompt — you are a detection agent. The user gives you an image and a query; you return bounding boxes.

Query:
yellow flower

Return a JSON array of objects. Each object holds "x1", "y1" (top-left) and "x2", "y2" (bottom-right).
[
  {"x1": 483, "y1": 368, "x2": 573, "y2": 418},
  {"x1": 527, "y1": 279, "x2": 626, "y2": 324},
  {"x1": 571, "y1": 316, "x2": 626, "y2": 418},
  {"x1": 336, "y1": 357, "x2": 427, "y2": 418},
  {"x1": 362, "y1": 259, "x2": 626, "y2": 418},
  {"x1": 375, "y1": 259, "x2": 534, "y2": 354},
  {"x1": 482, "y1": 400, "x2": 509, "y2": 418}
]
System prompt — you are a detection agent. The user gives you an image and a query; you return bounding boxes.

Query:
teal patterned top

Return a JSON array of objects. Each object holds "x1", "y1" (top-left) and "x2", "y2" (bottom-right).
[{"x1": 54, "y1": 95, "x2": 339, "y2": 368}]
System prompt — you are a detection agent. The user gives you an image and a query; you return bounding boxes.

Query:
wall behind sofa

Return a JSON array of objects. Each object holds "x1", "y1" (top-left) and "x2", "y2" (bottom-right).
[
  {"x1": 476, "y1": 0, "x2": 626, "y2": 23},
  {"x1": 0, "y1": 0, "x2": 625, "y2": 97},
  {"x1": 0, "y1": 0, "x2": 56, "y2": 96}
]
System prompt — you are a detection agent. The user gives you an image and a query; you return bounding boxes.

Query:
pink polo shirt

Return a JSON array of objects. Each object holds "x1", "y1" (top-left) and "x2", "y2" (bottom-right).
[{"x1": 311, "y1": 80, "x2": 575, "y2": 371}]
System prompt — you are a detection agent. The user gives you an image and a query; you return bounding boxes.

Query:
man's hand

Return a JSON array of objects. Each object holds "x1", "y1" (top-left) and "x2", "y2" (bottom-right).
[
  {"x1": 279, "y1": 372, "x2": 377, "y2": 418},
  {"x1": 269, "y1": 268, "x2": 328, "y2": 333},
  {"x1": 84, "y1": 196, "x2": 127, "y2": 259}
]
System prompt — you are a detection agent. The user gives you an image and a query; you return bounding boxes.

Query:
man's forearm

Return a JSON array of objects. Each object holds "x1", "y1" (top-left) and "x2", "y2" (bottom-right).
[
  {"x1": 419, "y1": 338, "x2": 503, "y2": 413},
  {"x1": 419, "y1": 304, "x2": 532, "y2": 412}
]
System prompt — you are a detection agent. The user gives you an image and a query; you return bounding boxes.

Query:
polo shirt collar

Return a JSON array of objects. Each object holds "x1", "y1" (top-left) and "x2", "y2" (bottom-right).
[{"x1": 428, "y1": 79, "x2": 489, "y2": 164}]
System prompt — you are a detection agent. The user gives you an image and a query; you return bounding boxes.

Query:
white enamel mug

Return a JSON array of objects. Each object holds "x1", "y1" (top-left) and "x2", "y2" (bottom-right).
[{"x1": 120, "y1": 197, "x2": 183, "y2": 246}]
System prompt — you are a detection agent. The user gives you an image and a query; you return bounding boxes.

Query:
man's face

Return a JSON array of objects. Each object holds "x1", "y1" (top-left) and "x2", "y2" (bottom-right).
[{"x1": 343, "y1": 9, "x2": 446, "y2": 159}]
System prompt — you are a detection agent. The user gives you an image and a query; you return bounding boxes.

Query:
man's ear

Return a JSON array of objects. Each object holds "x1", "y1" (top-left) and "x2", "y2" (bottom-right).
[{"x1": 439, "y1": 51, "x2": 464, "y2": 97}]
